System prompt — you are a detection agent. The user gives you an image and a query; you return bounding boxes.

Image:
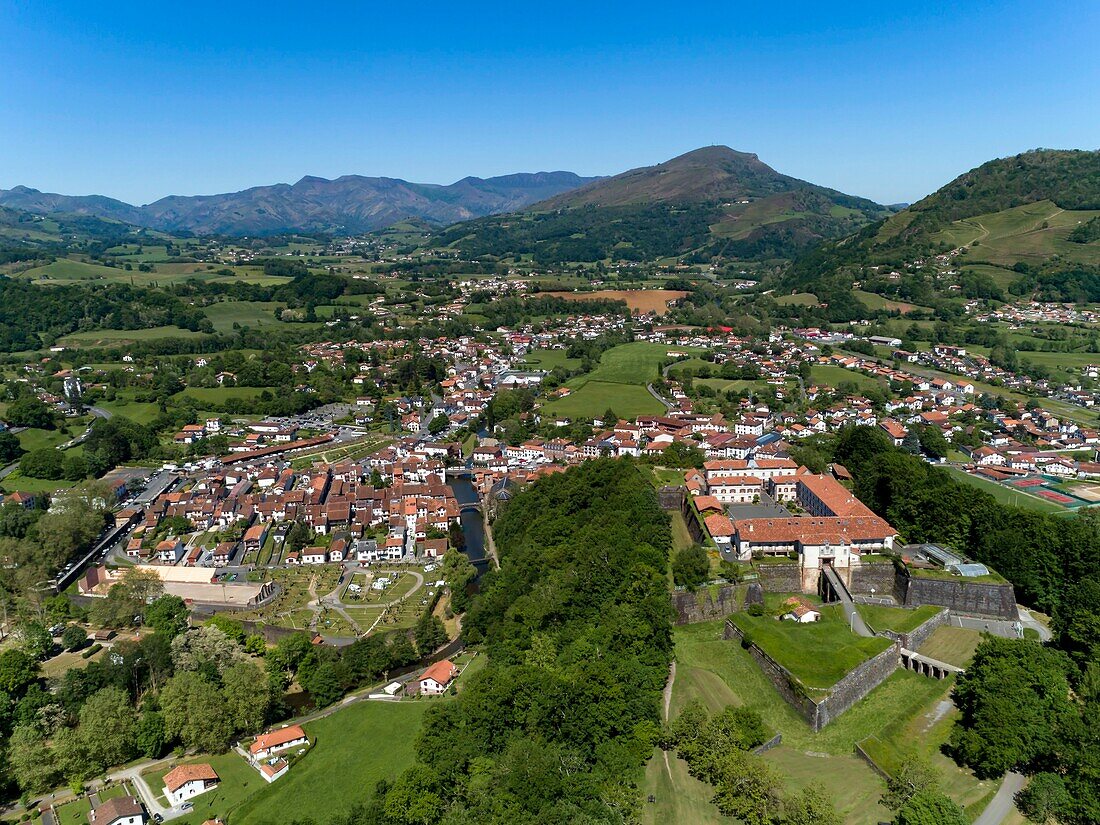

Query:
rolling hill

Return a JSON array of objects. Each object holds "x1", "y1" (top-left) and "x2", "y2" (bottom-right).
[
  {"x1": 0, "y1": 171, "x2": 600, "y2": 236},
  {"x1": 782, "y1": 149, "x2": 1100, "y2": 304},
  {"x1": 432, "y1": 146, "x2": 890, "y2": 264}
]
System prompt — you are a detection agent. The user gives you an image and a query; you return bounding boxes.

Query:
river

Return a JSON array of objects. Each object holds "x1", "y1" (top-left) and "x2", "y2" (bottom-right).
[{"x1": 450, "y1": 475, "x2": 490, "y2": 578}]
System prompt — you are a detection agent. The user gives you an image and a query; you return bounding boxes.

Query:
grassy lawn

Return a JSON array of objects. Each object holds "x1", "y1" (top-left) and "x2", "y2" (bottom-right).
[
  {"x1": 144, "y1": 747, "x2": 270, "y2": 825},
  {"x1": 810, "y1": 364, "x2": 884, "y2": 392},
  {"x1": 853, "y1": 289, "x2": 929, "y2": 314},
  {"x1": 775, "y1": 292, "x2": 817, "y2": 306},
  {"x1": 728, "y1": 597, "x2": 892, "y2": 690},
  {"x1": 640, "y1": 749, "x2": 725, "y2": 825},
  {"x1": 51, "y1": 797, "x2": 92, "y2": 824},
  {"x1": 16, "y1": 426, "x2": 71, "y2": 452},
  {"x1": 583, "y1": 341, "x2": 705, "y2": 385},
  {"x1": 671, "y1": 620, "x2": 991, "y2": 820},
  {"x1": 942, "y1": 466, "x2": 1066, "y2": 514},
  {"x1": 1, "y1": 470, "x2": 76, "y2": 494},
  {"x1": 916, "y1": 625, "x2": 983, "y2": 668},
  {"x1": 230, "y1": 701, "x2": 432, "y2": 825},
  {"x1": 855, "y1": 603, "x2": 941, "y2": 635},
  {"x1": 177, "y1": 386, "x2": 274, "y2": 403},
  {"x1": 201, "y1": 301, "x2": 290, "y2": 332}
]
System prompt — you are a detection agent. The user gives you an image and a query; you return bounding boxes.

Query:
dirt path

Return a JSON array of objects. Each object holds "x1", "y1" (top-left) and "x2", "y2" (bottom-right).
[{"x1": 661, "y1": 661, "x2": 677, "y2": 781}]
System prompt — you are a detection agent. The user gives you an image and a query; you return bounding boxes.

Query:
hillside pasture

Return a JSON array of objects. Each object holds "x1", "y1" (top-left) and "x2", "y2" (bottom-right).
[
  {"x1": 935, "y1": 200, "x2": 1100, "y2": 267},
  {"x1": 853, "y1": 289, "x2": 928, "y2": 314},
  {"x1": 57, "y1": 326, "x2": 208, "y2": 347}
]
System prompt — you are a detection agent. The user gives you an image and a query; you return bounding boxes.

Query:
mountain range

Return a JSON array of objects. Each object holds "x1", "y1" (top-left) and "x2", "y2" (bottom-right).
[
  {"x1": 0, "y1": 171, "x2": 601, "y2": 236},
  {"x1": 434, "y1": 146, "x2": 891, "y2": 264}
]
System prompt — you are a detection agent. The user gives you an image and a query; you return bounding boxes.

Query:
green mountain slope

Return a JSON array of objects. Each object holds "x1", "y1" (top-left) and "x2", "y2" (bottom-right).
[
  {"x1": 783, "y1": 149, "x2": 1100, "y2": 305},
  {"x1": 433, "y1": 146, "x2": 889, "y2": 264}
]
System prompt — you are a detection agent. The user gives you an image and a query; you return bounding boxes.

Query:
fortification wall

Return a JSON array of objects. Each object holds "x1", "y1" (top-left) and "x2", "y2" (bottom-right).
[
  {"x1": 673, "y1": 584, "x2": 744, "y2": 625},
  {"x1": 754, "y1": 562, "x2": 802, "y2": 593},
  {"x1": 902, "y1": 573, "x2": 1018, "y2": 619},
  {"x1": 813, "y1": 643, "x2": 900, "y2": 729},
  {"x1": 849, "y1": 562, "x2": 901, "y2": 600}
]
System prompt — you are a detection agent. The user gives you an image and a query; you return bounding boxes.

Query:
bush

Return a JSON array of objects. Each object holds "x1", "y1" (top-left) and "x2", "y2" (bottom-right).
[
  {"x1": 747, "y1": 602, "x2": 766, "y2": 617},
  {"x1": 81, "y1": 643, "x2": 103, "y2": 659}
]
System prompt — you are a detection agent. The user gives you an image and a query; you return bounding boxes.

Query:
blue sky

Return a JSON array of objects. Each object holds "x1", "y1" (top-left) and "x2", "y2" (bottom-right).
[{"x1": 1, "y1": 1, "x2": 1097, "y2": 205}]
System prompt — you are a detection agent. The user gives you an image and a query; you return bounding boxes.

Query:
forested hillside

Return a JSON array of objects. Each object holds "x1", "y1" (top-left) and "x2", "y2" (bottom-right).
[{"x1": 376, "y1": 459, "x2": 673, "y2": 823}]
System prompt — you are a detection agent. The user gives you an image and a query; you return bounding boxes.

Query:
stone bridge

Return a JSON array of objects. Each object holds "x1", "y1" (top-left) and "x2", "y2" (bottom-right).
[
  {"x1": 900, "y1": 647, "x2": 963, "y2": 679},
  {"x1": 459, "y1": 501, "x2": 482, "y2": 513}
]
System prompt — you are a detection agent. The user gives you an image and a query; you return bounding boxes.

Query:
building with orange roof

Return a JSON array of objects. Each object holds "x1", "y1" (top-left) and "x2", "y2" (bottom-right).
[
  {"x1": 163, "y1": 763, "x2": 219, "y2": 807},
  {"x1": 409, "y1": 659, "x2": 458, "y2": 696},
  {"x1": 250, "y1": 724, "x2": 308, "y2": 759}
]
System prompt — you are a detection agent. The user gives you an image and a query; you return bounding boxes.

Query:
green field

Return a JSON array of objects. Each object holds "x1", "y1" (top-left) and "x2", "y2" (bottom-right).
[
  {"x1": 23, "y1": 258, "x2": 128, "y2": 283},
  {"x1": 541, "y1": 381, "x2": 664, "y2": 419},
  {"x1": 853, "y1": 289, "x2": 930, "y2": 314},
  {"x1": 729, "y1": 599, "x2": 893, "y2": 689},
  {"x1": 178, "y1": 386, "x2": 274, "y2": 403},
  {"x1": 916, "y1": 625, "x2": 983, "y2": 668},
  {"x1": 774, "y1": 291, "x2": 817, "y2": 306},
  {"x1": 855, "y1": 603, "x2": 941, "y2": 635},
  {"x1": 92, "y1": 397, "x2": 164, "y2": 425},
  {"x1": 540, "y1": 342, "x2": 705, "y2": 419},
  {"x1": 16, "y1": 426, "x2": 70, "y2": 452},
  {"x1": 0, "y1": 470, "x2": 76, "y2": 494},
  {"x1": 519, "y1": 348, "x2": 583, "y2": 371},
  {"x1": 201, "y1": 301, "x2": 290, "y2": 332}
]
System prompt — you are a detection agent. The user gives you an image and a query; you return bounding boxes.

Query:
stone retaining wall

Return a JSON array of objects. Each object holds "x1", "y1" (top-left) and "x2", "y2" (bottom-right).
[{"x1": 849, "y1": 561, "x2": 902, "y2": 601}]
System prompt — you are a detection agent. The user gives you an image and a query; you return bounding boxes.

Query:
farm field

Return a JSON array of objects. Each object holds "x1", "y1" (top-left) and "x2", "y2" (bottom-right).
[
  {"x1": 57, "y1": 326, "x2": 208, "y2": 347},
  {"x1": 201, "y1": 301, "x2": 291, "y2": 332},
  {"x1": 853, "y1": 289, "x2": 928, "y2": 314},
  {"x1": 22, "y1": 258, "x2": 127, "y2": 283},
  {"x1": 541, "y1": 288, "x2": 689, "y2": 315},
  {"x1": 728, "y1": 598, "x2": 893, "y2": 689}
]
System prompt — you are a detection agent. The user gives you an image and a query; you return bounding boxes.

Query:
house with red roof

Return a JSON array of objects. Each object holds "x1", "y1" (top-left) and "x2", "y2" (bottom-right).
[{"x1": 408, "y1": 659, "x2": 458, "y2": 696}]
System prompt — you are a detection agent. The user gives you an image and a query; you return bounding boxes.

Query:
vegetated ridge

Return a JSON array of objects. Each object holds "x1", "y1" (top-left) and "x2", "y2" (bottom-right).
[
  {"x1": 433, "y1": 146, "x2": 891, "y2": 264},
  {"x1": 0, "y1": 170, "x2": 601, "y2": 236}
]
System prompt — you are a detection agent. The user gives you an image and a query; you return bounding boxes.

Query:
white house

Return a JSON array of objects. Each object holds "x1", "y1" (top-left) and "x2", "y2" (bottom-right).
[
  {"x1": 409, "y1": 659, "x2": 458, "y2": 695},
  {"x1": 87, "y1": 796, "x2": 146, "y2": 825},
  {"x1": 162, "y1": 764, "x2": 220, "y2": 807}
]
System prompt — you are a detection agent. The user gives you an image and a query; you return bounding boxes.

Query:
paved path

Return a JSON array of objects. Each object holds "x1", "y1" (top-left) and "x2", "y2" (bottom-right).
[
  {"x1": 1017, "y1": 607, "x2": 1052, "y2": 641},
  {"x1": 822, "y1": 566, "x2": 873, "y2": 637},
  {"x1": 974, "y1": 771, "x2": 1026, "y2": 825}
]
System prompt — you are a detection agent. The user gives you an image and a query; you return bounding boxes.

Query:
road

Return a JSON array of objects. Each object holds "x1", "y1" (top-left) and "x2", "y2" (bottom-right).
[{"x1": 973, "y1": 771, "x2": 1026, "y2": 825}]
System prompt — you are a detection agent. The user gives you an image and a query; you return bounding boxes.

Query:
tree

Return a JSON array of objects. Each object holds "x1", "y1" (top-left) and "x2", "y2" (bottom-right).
[
  {"x1": 659, "y1": 441, "x2": 705, "y2": 469},
  {"x1": 902, "y1": 429, "x2": 922, "y2": 455},
  {"x1": 440, "y1": 549, "x2": 477, "y2": 614},
  {"x1": 672, "y1": 545, "x2": 709, "y2": 590},
  {"x1": 171, "y1": 625, "x2": 246, "y2": 677},
  {"x1": 16, "y1": 622, "x2": 52, "y2": 659},
  {"x1": 136, "y1": 710, "x2": 167, "y2": 758},
  {"x1": 428, "y1": 414, "x2": 450, "y2": 436},
  {"x1": 784, "y1": 785, "x2": 842, "y2": 825},
  {"x1": 7, "y1": 724, "x2": 60, "y2": 792},
  {"x1": 1053, "y1": 576, "x2": 1100, "y2": 666},
  {"x1": 78, "y1": 686, "x2": 137, "y2": 772},
  {"x1": 161, "y1": 671, "x2": 234, "y2": 752},
  {"x1": 0, "y1": 648, "x2": 39, "y2": 696},
  {"x1": 145, "y1": 595, "x2": 189, "y2": 639},
  {"x1": 0, "y1": 430, "x2": 23, "y2": 464},
  {"x1": 892, "y1": 789, "x2": 968, "y2": 825},
  {"x1": 19, "y1": 448, "x2": 64, "y2": 480},
  {"x1": 221, "y1": 660, "x2": 271, "y2": 735},
  {"x1": 710, "y1": 750, "x2": 784, "y2": 824},
  {"x1": 918, "y1": 425, "x2": 950, "y2": 459},
  {"x1": 415, "y1": 613, "x2": 447, "y2": 656},
  {"x1": 302, "y1": 660, "x2": 344, "y2": 708},
  {"x1": 7, "y1": 396, "x2": 54, "y2": 429},
  {"x1": 1015, "y1": 772, "x2": 1072, "y2": 823},
  {"x1": 205, "y1": 614, "x2": 245, "y2": 644},
  {"x1": 60, "y1": 624, "x2": 87, "y2": 651},
  {"x1": 949, "y1": 638, "x2": 1075, "y2": 777},
  {"x1": 881, "y1": 755, "x2": 938, "y2": 810}
]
